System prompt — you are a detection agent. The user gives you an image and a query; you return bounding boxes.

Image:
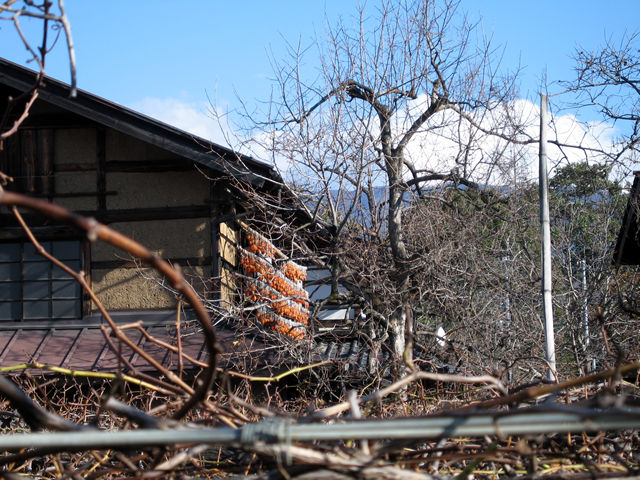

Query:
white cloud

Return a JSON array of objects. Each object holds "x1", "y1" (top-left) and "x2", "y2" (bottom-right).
[
  {"x1": 131, "y1": 97, "x2": 235, "y2": 147},
  {"x1": 137, "y1": 94, "x2": 623, "y2": 188},
  {"x1": 398, "y1": 96, "x2": 619, "y2": 186}
]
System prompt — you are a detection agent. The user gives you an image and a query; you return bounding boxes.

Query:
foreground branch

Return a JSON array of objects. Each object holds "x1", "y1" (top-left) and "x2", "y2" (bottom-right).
[{"x1": 313, "y1": 370, "x2": 507, "y2": 418}]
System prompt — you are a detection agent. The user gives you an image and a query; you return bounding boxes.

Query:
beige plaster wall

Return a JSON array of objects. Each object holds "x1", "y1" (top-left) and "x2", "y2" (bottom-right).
[
  {"x1": 107, "y1": 172, "x2": 209, "y2": 209},
  {"x1": 55, "y1": 171, "x2": 95, "y2": 193},
  {"x1": 53, "y1": 196, "x2": 98, "y2": 211},
  {"x1": 48, "y1": 128, "x2": 218, "y2": 310},
  {"x1": 53, "y1": 171, "x2": 98, "y2": 210},
  {"x1": 54, "y1": 128, "x2": 97, "y2": 166},
  {"x1": 92, "y1": 265, "x2": 210, "y2": 310},
  {"x1": 92, "y1": 267, "x2": 175, "y2": 310},
  {"x1": 91, "y1": 218, "x2": 211, "y2": 261},
  {"x1": 219, "y1": 222, "x2": 238, "y2": 267}
]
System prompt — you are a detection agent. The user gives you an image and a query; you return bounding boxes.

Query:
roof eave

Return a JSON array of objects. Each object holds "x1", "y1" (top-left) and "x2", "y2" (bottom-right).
[{"x1": 0, "y1": 58, "x2": 281, "y2": 188}]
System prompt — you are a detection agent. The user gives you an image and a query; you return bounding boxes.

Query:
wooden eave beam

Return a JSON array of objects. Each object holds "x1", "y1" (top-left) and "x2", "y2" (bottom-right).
[{"x1": 0, "y1": 204, "x2": 211, "y2": 226}]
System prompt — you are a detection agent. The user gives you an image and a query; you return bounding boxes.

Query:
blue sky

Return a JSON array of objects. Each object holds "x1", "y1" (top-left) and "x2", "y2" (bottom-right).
[{"x1": 1, "y1": 1, "x2": 638, "y2": 145}]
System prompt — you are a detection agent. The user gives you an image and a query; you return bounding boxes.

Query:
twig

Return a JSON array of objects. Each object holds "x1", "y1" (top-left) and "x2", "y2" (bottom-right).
[
  {"x1": 225, "y1": 360, "x2": 331, "y2": 382},
  {"x1": 313, "y1": 370, "x2": 506, "y2": 417},
  {"x1": 0, "y1": 89, "x2": 39, "y2": 140},
  {"x1": 99, "y1": 326, "x2": 185, "y2": 396},
  {"x1": 252, "y1": 443, "x2": 435, "y2": 479},
  {"x1": 0, "y1": 171, "x2": 13, "y2": 186},
  {"x1": 176, "y1": 298, "x2": 184, "y2": 376},
  {"x1": 0, "y1": 375, "x2": 83, "y2": 431},
  {"x1": 348, "y1": 389, "x2": 370, "y2": 455},
  {"x1": 459, "y1": 361, "x2": 640, "y2": 411},
  {"x1": 102, "y1": 397, "x2": 163, "y2": 429},
  {"x1": 142, "y1": 444, "x2": 208, "y2": 478},
  {"x1": 57, "y1": 0, "x2": 76, "y2": 97}
]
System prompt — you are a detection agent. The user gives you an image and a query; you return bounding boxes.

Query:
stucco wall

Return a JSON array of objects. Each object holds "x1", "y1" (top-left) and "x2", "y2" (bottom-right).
[
  {"x1": 90, "y1": 218, "x2": 211, "y2": 310},
  {"x1": 47, "y1": 127, "x2": 216, "y2": 312},
  {"x1": 52, "y1": 128, "x2": 98, "y2": 210},
  {"x1": 91, "y1": 218, "x2": 211, "y2": 261},
  {"x1": 92, "y1": 265, "x2": 210, "y2": 310},
  {"x1": 107, "y1": 172, "x2": 209, "y2": 209},
  {"x1": 53, "y1": 171, "x2": 98, "y2": 210},
  {"x1": 92, "y1": 267, "x2": 175, "y2": 310}
]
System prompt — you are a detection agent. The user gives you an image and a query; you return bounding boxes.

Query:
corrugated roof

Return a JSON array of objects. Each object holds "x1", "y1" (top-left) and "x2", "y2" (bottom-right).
[
  {"x1": 311, "y1": 331, "x2": 458, "y2": 380},
  {"x1": 0, "y1": 311, "x2": 279, "y2": 375},
  {"x1": 0, "y1": 325, "x2": 196, "y2": 372}
]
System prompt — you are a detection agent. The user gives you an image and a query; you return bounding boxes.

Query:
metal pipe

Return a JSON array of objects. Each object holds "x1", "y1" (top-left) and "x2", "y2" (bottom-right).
[{"x1": 0, "y1": 410, "x2": 638, "y2": 451}]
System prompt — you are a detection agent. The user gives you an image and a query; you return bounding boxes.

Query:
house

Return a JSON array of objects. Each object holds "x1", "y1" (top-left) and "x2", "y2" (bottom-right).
[
  {"x1": 0, "y1": 58, "x2": 289, "y2": 373},
  {"x1": 0, "y1": 59, "x2": 443, "y2": 383}
]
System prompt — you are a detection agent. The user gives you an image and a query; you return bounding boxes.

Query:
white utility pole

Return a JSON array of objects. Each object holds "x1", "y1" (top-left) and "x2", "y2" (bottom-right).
[
  {"x1": 539, "y1": 94, "x2": 556, "y2": 381},
  {"x1": 582, "y1": 256, "x2": 589, "y2": 348}
]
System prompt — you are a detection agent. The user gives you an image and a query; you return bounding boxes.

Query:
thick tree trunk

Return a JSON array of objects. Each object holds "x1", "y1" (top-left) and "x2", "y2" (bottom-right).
[
  {"x1": 386, "y1": 155, "x2": 413, "y2": 365},
  {"x1": 388, "y1": 309, "x2": 406, "y2": 360},
  {"x1": 388, "y1": 174, "x2": 408, "y2": 262}
]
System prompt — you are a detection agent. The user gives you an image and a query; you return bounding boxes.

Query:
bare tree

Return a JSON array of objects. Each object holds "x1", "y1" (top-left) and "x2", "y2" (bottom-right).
[
  {"x1": 241, "y1": 0, "x2": 531, "y2": 364},
  {"x1": 549, "y1": 31, "x2": 640, "y2": 372},
  {"x1": 565, "y1": 31, "x2": 640, "y2": 165}
]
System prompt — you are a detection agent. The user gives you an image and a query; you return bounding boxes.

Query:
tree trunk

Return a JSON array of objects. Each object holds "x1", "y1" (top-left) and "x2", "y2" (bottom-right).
[
  {"x1": 388, "y1": 171, "x2": 408, "y2": 262},
  {"x1": 388, "y1": 309, "x2": 406, "y2": 360},
  {"x1": 386, "y1": 155, "x2": 412, "y2": 365},
  {"x1": 404, "y1": 305, "x2": 414, "y2": 368}
]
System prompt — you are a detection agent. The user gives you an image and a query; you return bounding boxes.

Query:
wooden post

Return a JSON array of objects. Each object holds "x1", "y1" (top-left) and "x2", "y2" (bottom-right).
[
  {"x1": 539, "y1": 94, "x2": 556, "y2": 381},
  {"x1": 96, "y1": 127, "x2": 107, "y2": 212},
  {"x1": 210, "y1": 180, "x2": 222, "y2": 303}
]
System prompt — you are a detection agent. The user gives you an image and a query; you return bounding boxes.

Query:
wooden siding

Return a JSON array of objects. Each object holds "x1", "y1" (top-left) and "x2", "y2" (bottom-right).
[{"x1": 218, "y1": 221, "x2": 238, "y2": 307}]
